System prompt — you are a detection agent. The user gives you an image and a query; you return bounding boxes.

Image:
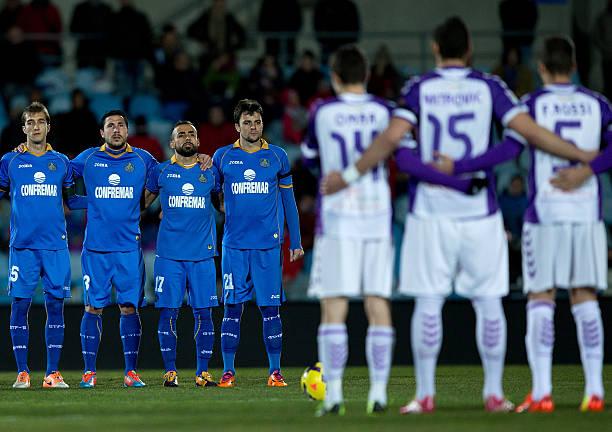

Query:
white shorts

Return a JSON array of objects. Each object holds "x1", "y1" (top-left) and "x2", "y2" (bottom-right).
[
  {"x1": 522, "y1": 221, "x2": 608, "y2": 293},
  {"x1": 308, "y1": 235, "x2": 393, "y2": 299},
  {"x1": 399, "y1": 212, "x2": 508, "y2": 298}
]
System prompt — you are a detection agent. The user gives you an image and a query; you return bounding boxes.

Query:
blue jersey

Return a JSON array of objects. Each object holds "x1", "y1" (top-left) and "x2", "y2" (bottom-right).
[
  {"x1": 213, "y1": 139, "x2": 293, "y2": 250},
  {"x1": 0, "y1": 145, "x2": 73, "y2": 250},
  {"x1": 146, "y1": 156, "x2": 218, "y2": 261},
  {"x1": 71, "y1": 144, "x2": 158, "y2": 252}
]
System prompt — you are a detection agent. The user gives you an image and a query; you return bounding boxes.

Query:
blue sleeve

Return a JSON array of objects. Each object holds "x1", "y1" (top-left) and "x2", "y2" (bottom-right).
[
  {"x1": 61, "y1": 156, "x2": 75, "y2": 188},
  {"x1": 212, "y1": 149, "x2": 225, "y2": 190},
  {"x1": 0, "y1": 154, "x2": 11, "y2": 191},
  {"x1": 147, "y1": 151, "x2": 159, "y2": 174},
  {"x1": 65, "y1": 194, "x2": 88, "y2": 210},
  {"x1": 453, "y1": 134, "x2": 524, "y2": 174},
  {"x1": 211, "y1": 165, "x2": 222, "y2": 193},
  {"x1": 70, "y1": 148, "x2": 93, "y2": 178},
  {"x1": 278, "y1": 148, "x2": 292, "y2": 187},
  {"x1": 145, "y1": 163, "x2": 161, "y2": 193},
  {"x1": 395, "y1": 148, "x2": 472, "y2": 193},
  {"x1": 280, "y1": 186, "x2": 302, "y2": 250}
]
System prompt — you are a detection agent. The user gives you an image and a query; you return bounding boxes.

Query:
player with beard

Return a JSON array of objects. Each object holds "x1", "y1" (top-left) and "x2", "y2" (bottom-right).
[
  {"x1": 143, "y1": 121, "x2": 220, "y2": 387},
  {"x1": 70, "y1": 110, "x2": 158, "y2": 388},
  {"x1": 212, "y1": 99, "x2": 303, "y2": 387}
]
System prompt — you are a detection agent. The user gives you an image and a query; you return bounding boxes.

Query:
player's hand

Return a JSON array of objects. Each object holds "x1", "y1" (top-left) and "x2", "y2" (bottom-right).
[
  {"x1": 289, "y1": 248, "x2": 304, "y2": 262},
  {"x1": 320, "y1": 171, "x2": 348, "y2": 195},
  {"x1": 197, "y1": 153, "x2": 213, "y2": 170},
  {"x1": 13, "y1": 142, "x2": 27, "y2": 153},
  {"x1": 550, "y1": 164, "x2": 593, "y2": 191},
  {"x1": 579, "y1": 149, "x2": 599, "y2": 163},
  {"x1": 432, "y1": 152, "x2": 454, "y2": 174}
]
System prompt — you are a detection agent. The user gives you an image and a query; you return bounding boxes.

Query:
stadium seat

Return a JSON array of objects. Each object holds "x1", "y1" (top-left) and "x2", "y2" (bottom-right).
[
  {"x1": 90, "y1": 93, "x2": 124, "y2": 120},
  {"x1": 129, "y1": 93, "x2": 162, "y2": 121},
  {"x1": 48, "y1": 93, "x2": 72, "y2": 115},
  {"x1": 161, "y1": 101, "x2": 189, "y2": 122},
  {"x1": 35, "y1": 68, "x2": 70, "y2": 98}
]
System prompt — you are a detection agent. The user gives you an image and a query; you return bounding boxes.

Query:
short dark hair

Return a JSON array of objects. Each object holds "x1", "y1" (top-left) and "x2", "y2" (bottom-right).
[
  {"x1": 539, "y1": 36, "x2": 575, "y2": 75},
  {"x1": 331, "y1": 44, "x2": 368, "y2": 85},
  {"x1": 21, "y1": 101, "x2": 50, "y2": 125},
  {"x1": 233, "y1": 99, "x2": 263, "y2": 124},
  {"x1": 433, "y1": 16, "x2": 470, "y2": 59},
  {"x1": 172, "y1": 120, "x2": 196, "y2": 138},
  {"x1": 100, "y1": 110, "x2": 129, "y2": 129}
]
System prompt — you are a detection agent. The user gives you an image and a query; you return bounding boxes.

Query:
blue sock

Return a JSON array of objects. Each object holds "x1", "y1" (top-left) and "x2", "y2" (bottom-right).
[
  {"x1": 193, "y1": 307, "x2": 215, "y2": 375},
  {"x1": 44, "y1": 293, "x2": 65, "y2": 375},
  {"x1": 120, "y1": 312, "x2": 142, "y2": 375},
  {"x1": 10, "y1": 298, "x2": 31, "y2": 373},
  {"x1": 260, "y1": 306, "x2": 282, "y2": 374},
  {"x1": 221, "y1": 303, "x2": 243, "y2": 374},
  {"x1": 158, "y1": 308, "x2": 179, "y2": 372},
  {"x1": 80, "y1": 311, "x2": 102, "y2": 373}
]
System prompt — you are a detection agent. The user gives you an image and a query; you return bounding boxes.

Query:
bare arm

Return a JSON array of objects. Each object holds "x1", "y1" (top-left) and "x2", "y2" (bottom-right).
[
  {"x1": 508, "y1": 112, "x2": 596, "y2": 163},
  {"x1": 321, "y1": 118, "x2": 413, "y2": 195}
]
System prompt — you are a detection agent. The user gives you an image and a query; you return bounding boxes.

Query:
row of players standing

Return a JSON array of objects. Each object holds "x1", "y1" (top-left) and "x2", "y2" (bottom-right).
[
  {"x1": 2, "y1": 99, "x2": 304, "y2": 389},
  {"x1": 305, "y1": 18, "x2": 610, "y2": 415}
]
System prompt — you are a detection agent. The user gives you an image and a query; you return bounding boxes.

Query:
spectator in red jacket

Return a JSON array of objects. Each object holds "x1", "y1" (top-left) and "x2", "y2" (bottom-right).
[
  {"x1": 197, "y1": 105, "x2": 236, "y2": 155},
  {"x1": 17, "y1": 0, "x2": 62, "y2": 67}
]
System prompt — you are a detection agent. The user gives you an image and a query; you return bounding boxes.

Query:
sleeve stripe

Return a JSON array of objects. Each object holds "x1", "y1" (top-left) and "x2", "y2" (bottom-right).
[
  {"x1": 504, "y1": 129, "x2": 528, "y2": 145},
  {"x1": 392, "y1": 107, "x2": 418, "y2": 125},
  {"x1": 279, "y1": 184, "x2": 293, "y2": 189},
  {"x1": 301, "y1": 142, "x2": 319, "y2": 159},
  {"x1": 501, "y1": 105, "x2": 528, "y2": 127}
]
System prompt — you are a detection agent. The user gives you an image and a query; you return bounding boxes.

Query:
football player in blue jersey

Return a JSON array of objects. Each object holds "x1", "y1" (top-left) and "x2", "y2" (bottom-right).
[
  {"x1": 0, "y1": 102, "x2": 80, "y2": 389},
  {"x1": 70, "y1": 110, "x2": 159, "y2": 388},
  {"x1": 143, "y1": 121, "x2": 220, "y2": 388},
  {"x1": 213, "y1": 99, "x2": 303, "y2": 387}
]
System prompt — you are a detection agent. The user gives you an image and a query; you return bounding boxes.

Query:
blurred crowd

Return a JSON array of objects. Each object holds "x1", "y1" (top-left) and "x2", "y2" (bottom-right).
[{"x1": 0, "y1": 0, "x2": 611, "y2": 289}]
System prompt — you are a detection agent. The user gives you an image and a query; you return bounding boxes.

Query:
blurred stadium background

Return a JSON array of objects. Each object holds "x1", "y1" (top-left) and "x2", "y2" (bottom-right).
[{"x1": 0, "y1": 0, "x2": 610, "y2": 370}]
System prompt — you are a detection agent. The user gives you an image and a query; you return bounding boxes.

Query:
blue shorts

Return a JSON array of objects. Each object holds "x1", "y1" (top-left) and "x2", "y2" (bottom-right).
[
  {"x1": 81, "y1": 248, "x2": 145, "y2": 309},
  {"x1": 221, "y1": 246, "x2": 284, "y2": 306},
  {"x1": 7, "y1": 248, "x2": 71, "y2": 299},
  {"x1": 154, "y1": 256, "x2": 218, "y2": 309}
]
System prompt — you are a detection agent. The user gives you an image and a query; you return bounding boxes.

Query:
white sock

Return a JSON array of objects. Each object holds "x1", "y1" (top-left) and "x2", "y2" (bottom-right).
[
  {"x1": 411, "y1": 297, "x2": 444, "y2": 400},
  {"x1": 525, "y1": 300, "x2": 555, "y2": 401},
  {"x1": 472, "y1": 297, "x2": 507, "y2": 400},
  {"x1": 366, "y1": 325, "x2": 395, "y2": 405},
  {"x1": 317, "y1": 323, "x2": 348, "y2": 407},
  {"x1": 572, "y1": 300, "x2": 604, "y2": 398}
]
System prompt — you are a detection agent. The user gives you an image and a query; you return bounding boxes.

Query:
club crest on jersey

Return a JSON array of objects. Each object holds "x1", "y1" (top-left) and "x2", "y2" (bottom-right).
[
  {"x1": 199, "y1": 174, "x2": 207, "y2": 183},
  {"x1": 244, "y1": 169, "x2": 256, "y2": 181},
  {"x1": 48, "y1": 162, "x2": 56, "y2": 171},
  {"x1": 125, "y1": 162, "x2": 134, "y2": 172},
  {"x1": 259, "y1": 158, "x2": 270, "y2": 168}
]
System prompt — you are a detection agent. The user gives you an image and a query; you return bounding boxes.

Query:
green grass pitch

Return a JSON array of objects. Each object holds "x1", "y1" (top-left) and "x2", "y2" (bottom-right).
[{"x1": 0, "y1": 365, "x2": 609, "y2": 431}]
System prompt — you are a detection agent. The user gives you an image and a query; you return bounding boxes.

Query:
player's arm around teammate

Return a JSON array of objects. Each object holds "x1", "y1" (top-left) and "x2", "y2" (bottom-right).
[
  {"x1": 69, "y1": 111, "x2": 159, "y2": 388},
  {"x1": 145, "y1": 121, "x2": 221, "y2": 387}
]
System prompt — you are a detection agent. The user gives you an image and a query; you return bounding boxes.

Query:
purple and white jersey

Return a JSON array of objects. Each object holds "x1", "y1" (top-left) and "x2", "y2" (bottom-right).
[
  {"x1": 302, "y1": 93, "x2": 393, "y2": 238},
  {"x1": 518, "y1": 84, "x2": 612, "y2": 223},
  {"x1": 395, "y1": 67, "x2": 525, "y2": 219}
]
